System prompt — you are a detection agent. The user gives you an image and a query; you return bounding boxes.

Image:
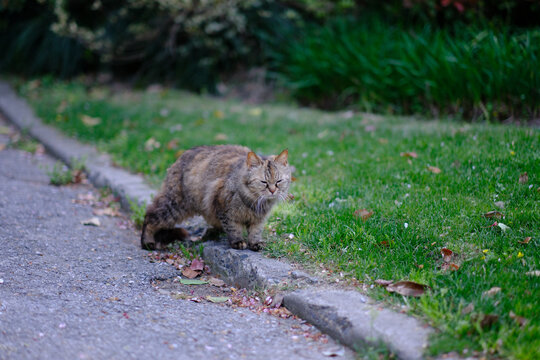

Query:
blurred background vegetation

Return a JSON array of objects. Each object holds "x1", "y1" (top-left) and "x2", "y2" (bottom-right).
[{"x1": 1, "y1": 0, "x2": 539, "y2": 120}]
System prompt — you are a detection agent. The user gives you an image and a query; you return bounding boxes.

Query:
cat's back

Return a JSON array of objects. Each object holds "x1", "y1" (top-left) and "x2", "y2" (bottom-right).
[{"x1": 180, "y1": 145, "x2": 250, "y2": 171}]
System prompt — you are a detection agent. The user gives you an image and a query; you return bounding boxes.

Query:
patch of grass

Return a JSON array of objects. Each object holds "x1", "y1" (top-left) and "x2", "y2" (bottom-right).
[
  {"x1": 18, "y1": 78, "x2": 540, "y2": 359},
  {"x1": 47, "y1": 161, "x2": 73, "y2": 186},
  {"x1": 128, "y1": 198, "x2": 147, "y2": 229}
]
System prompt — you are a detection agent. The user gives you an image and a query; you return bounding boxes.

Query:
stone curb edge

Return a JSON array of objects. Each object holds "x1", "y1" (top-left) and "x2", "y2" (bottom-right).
[{"x1": 0, "y1": 81, "x2": 432, "y2": 360}]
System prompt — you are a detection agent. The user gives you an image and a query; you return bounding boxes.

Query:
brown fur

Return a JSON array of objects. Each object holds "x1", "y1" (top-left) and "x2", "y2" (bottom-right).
[{"x1": 141, "y1": 145, "x2": 291, "y2": 251}]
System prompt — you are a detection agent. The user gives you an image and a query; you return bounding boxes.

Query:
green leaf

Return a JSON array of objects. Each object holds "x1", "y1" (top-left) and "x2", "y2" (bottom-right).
[
  {"x1": 179, "y1": 279, "x2": 208, "y2": 285},
  {"x1": 206, "y1": 296, "x2": 229, "y2": 303}
]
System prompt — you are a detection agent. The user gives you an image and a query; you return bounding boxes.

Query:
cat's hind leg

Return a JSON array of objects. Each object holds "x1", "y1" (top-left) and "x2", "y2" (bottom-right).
[{"x1": 141, "y1": 193, "x2": 189, "y2": 250}]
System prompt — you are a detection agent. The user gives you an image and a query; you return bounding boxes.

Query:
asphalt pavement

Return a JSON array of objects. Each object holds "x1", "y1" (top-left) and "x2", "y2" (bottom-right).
[{"x1": 0, "y1": 118, "x2": 352, "y2": 359}]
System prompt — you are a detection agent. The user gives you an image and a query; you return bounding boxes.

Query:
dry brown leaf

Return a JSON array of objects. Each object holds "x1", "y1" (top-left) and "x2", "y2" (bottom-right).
[
  {"x1": 479, "y1": 314, "x2": 499, "y2": 329},
  {"x1": 518, "y1": 237, "x2": 532, "y2": 244},
  {"x1": 93, "y1": 207, "x2": 120, "y2": 217},
  {"x1": 81, "y1": 114, "x2": 101, "y2": 127},
  {"x1": 81, "y1": 217, "x2": 101, "y2": 227},
  {"x1": 441, "y1": 248, "x2": 453, "y2": 263},
  {"x1": 374, "y1": 279, "x2": 394, "y2": 286},
  {"x1": 509, "y1": 311, "x2": 528, "y2": 327},
  {"x1": 208, "y1": 277, "x2": 226, "y2": 287},
  {"x1": 354, "y1": 209, "x2": 373, "y2": 221},
  {"x1": 427, "y1": 166, "x2": 442, "y2": 174},
  {"x1": 386, "y1": 281, "x2": 427, "y2": 297},
  {"x1": 400, "y1": 152, "x2": 418, "y2": 158},
  {"x1": 166, "y1": 139, "x2": 179, "y2": 150},
  {"x1": 442, "y1": 262, "x2": 460, "y2": 271},
  {"x1": 482, "y1": 287, "x2": 502, "y2": 297},
  {"x1": 484, "y1": 211, "x2": 504, "y2": 219},
  {"x1": 518, "y1": 172, "x2": 528, "y2": 184},
  {"x1": 461, "y1": 303, "x2": 475, "y2": 315},
  {"x1": 181, "y1": 267, "x2": 200, "y2": 279},
  {"x1": 189, "y1": 258, "x2": 205, "y2": 271},
  {"x1": 214, "y1": 133, "x2": 228, "y2": 141}
]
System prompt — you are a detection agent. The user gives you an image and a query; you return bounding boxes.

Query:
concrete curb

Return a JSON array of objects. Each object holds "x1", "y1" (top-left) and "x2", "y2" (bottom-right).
[{"x1": 0, "y1": 80, "x2": 433, "y2": 359}]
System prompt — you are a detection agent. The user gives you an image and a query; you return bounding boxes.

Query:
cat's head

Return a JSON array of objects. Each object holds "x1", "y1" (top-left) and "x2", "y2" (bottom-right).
[{"x1": 245, "y1": 149, "x2": 291, "y2": 202}]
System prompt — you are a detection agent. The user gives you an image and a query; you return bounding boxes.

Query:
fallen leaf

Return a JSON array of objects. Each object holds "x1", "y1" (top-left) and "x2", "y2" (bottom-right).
[
  {"x1": 81, "y1": 217, "x2": 100, "y2": 226},
  {"x1": 462, "y1": 303, "x2": 475, "y2": 315},
  {"x1": 93, "y1": 207, "x2": 120, "y2": 217},
  {"x1": 484, "y1": 211, "x2": 504, "y2": 219},
  {"x1": 248, "y1": 108, "x2": 262, "y2": 117},
  {"x1": 518, "y1": 172, "x2": 528, "y2": 184},
  {"x1": 0, "y1": 126, "x2": 12, "y2": 135},
  {"x1": 179, "y1": 279, "x2": 207, "y2": 285},
  {"x1": 181, "y1": 267, "x2": 201, "y2": 279},
  {"x1": 81, "y1": 114, "x2": 101, "y2": 127},
  {"x1": 509, "y1": 311, "x2": 528, "y2": 326},
  {"x1": 497, "y1": 222, "x2": 510, "y2": 232},
  {"x1": 206, "y1": 296, "x2": 229, "y2": 303},
  {"x1": 374, "y1": 279, "x2": 393, "y2": 286},
  {"x1": 208, "y1": 277, "x2": 226, "y2": 287},
  {"x1": 322, "y1": 346, "x2": 345, "y2": 357},
  {"x1": 144, "y1": 137, "x2": 161, "y2": 151},
  {"x1": 427, "y1": 166, "x2": 442, "y2": 174},
  {"x1": 479, "y1": 314, "x2": 499, "y2": 329},
  {"x1": 364, "y1": 125, "x2": 376, "y2": 132},
  {"x1": 214, "y1": 133, "x2": 228, "y2": 141},
  {"x1": 525, "y1": 270, "x2": 540, "y2": 277},
  {"x1": 386, "y1": 281, "x2": 427, "y2": 297},
  {"x1": 441, "y1": 248, "x2": 453, "y2": 263},
  {"x1": 166, "y1": 139, "x2": 179, "y2": 150},
  {"x1": 518, "y1": 237, "x2": 532, "y2": 244},
  {"x1": 494, "y1": 201, "x2": 505, "y2": 209},
  {"x1": 442, "y1": 262, "x2": 460, "y2": 271},
  {"x1": 354, "y1": 209, "x2": 373, "y2": 221},
  {"x1": 482, "y1": 287, "x2": 502, "y2": 297},
  {"x1": 190, "y1": 258, "x2": 205, "y2": 271},
  {"x1": 171, "y1": 292, "x2": 190, "y2": 300},
  {"x1": 0, "y1": 144, "x2": 5, "y2": 152},
  {"x1": 400, "y1": 152, "x2": 418, "y2": 158}
]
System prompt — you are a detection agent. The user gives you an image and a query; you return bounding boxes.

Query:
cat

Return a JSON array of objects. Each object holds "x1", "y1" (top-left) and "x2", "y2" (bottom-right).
[{"x1": 141, "y1": 145, "x2": 291, "y2": 251}]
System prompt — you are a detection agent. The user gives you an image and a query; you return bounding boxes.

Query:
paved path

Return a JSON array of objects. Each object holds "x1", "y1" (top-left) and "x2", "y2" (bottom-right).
[{"x1": 0, "y1": 118, "x2": 351, "y2": 359}]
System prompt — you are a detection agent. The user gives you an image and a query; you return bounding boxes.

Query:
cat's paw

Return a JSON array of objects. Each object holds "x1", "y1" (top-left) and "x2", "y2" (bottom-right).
[
  {"x1": 230, "y1": 240, "x2": 248, "y2": 250},
  {"x1": 141, "y1": 239, "x2": 156, "y2": 251},
  {"x1": 248, "y1": 242, "x2": 263, "y2": 252}
]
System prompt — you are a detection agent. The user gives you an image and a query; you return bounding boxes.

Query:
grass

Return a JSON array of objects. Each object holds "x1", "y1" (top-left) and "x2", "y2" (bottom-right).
[
  {"x1": 267, "y1": 17, "x2": 540, "y2": 120},
  {"x1": 15, "y1": 78, "x2": 539, "y2": 359}
]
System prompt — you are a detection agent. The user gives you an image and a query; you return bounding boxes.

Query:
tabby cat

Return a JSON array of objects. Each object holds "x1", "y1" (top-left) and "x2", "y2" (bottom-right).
[{"x1": 141, "y1": 145, "x2": 291, "y2": 251}]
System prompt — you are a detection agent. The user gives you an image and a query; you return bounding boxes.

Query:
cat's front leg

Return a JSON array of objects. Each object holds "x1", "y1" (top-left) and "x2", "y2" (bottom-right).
[
  {"x1": 219, "y1": 215, "x2": 247, "y2": 250},
  {"x1": 247, "y1": 222, "x2": 264, "y2": 251}
]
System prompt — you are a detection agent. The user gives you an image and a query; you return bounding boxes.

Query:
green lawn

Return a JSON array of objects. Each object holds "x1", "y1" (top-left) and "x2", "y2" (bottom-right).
[{"x1": 16, "y1": 78, "x2": 539, "y2": 359}]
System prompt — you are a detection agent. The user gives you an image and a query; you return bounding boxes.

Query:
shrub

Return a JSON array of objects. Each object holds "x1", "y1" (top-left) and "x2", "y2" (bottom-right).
[{"x1": 270, "y1": 17, "x2": 540, "y2": 120}]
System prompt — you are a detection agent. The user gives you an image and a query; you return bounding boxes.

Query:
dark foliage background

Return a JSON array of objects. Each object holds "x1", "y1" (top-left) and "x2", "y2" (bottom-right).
[{"x1": 1, "y1": 0, "x2": 539, "y2": 118}]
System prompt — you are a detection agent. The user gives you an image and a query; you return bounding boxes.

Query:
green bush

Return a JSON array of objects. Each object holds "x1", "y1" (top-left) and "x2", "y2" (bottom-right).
[{"x1": 270, "y1": 17, "x2": 540, "y2": 119}]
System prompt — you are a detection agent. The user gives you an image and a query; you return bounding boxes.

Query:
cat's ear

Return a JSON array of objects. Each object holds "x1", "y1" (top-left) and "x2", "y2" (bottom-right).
[
  {"x1": 275, "y1": 149, "x2": 288, "y2": 166},
  {"x1": 246, "y1": 151, "x2": 263, "y2": 168}
]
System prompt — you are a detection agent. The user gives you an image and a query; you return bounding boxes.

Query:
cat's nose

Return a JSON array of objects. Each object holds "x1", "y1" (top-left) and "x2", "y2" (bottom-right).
[{"x1": 268, "y1": 186, "x2": 276, "y2": 194}]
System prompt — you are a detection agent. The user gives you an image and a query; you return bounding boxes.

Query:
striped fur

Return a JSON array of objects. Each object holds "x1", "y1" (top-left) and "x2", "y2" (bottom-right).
[{"x1": 141, "y1": 145, "x2": 291, "y2": 251}]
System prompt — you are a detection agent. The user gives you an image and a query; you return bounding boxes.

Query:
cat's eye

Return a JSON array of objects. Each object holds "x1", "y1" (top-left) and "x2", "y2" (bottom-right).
[
  {"x1": 276, "y1": 179, "x2": 283, "y2": 184},
  {"x1": 260, "y1": 180, "x2": 268, "y2": 185}
]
